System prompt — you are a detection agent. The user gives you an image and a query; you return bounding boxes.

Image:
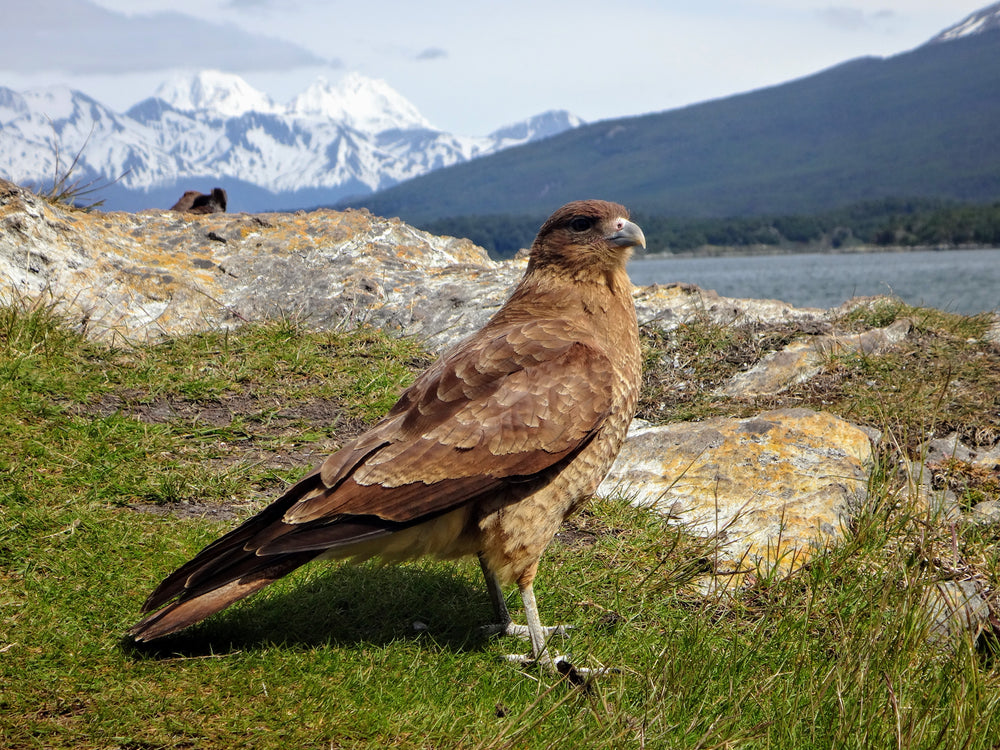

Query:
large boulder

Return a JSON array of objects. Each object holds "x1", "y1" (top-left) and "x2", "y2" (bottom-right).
[{"x1": 599, "y1": 408, "x2": 876, "y2": 587}]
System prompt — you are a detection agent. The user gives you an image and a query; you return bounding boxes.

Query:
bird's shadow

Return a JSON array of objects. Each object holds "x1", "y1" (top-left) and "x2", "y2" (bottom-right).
[{"x1": 124, "y1": 562, "x2": 501, "y2": 660}]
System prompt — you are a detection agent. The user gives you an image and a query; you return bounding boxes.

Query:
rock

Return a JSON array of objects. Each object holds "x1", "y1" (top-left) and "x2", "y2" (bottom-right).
[
  {"x1": 0, "y1": 179, "x2": 516, "y2": 351},
  {"x1": 969, "y1": 500, "x2": 1000, "y2": 525},
  {"x1": 816, "y1": 317, "x2": 913, "y2": 356},
  {"x1": 922, "y1": 432, "x2": 975, "y2": 464},
  {"x1": 922, "y1": 579, "x2": 993, "y2": 645},
  {"x1": 918, "y1": 432, "x2": 1000, "y2": 472},
  {"x1": 974, "y1": 443, "x2": 1000, "y2": 471},
  {"x1": 598, "y1": 408, "x2": 874, "y2": 585},
  {"x1": 633, "y1": 282, "x2": 833, "y2": 331},
  {"x1": 720, "y1": 318, "x2": 912, "y2": 398},
  {"x1": 985, "y1": 315, "x2": 1000, "y2": 348},
  {"x1": 897, "y1": 458, "x2": 962, "y2": 521},
  {"x1": 720, "y1": 339, "x2": 822, "y2": 398}
]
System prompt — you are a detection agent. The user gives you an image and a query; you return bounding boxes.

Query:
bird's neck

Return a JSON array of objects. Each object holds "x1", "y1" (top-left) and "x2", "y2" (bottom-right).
[{"x1": 500, "y1": 264, "x2": 636, "y2": 325}]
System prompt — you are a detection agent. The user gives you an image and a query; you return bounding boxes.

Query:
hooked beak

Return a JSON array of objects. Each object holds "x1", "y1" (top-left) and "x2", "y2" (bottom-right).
[{"x1": 607, "y1": 218, "x2": 646, "y2": 250}]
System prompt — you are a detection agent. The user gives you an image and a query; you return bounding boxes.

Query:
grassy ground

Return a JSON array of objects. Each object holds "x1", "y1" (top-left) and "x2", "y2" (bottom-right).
[{"x1": 2, "y1": 294, "x2": 999, "y2": 749}]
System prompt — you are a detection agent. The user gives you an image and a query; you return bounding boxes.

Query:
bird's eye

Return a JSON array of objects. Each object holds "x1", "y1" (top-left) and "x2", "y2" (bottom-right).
[{"x1": 569, "y1": 217, "x2": 593, "y2": 232}]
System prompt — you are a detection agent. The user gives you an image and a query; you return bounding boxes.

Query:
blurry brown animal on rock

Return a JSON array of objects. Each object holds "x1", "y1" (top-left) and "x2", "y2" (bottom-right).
[
  {"x1": 129, "y1": 199, "x2": 645, "y2": 675},
  {"x1": 170, "y1": 187, "x2": 227, "y2": 214}
]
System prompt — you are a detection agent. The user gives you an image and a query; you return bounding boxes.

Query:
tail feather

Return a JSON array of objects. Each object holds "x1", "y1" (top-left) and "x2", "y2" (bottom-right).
[
  {"x1": 128, "y1": 471, "x2": 425, "y2": 641},
  {"x1": 129, "y1": 553, "x2": 316, "y2": 642},
  {"x1": 139, "y1": 476, "x2": 319, "y2": 613}
]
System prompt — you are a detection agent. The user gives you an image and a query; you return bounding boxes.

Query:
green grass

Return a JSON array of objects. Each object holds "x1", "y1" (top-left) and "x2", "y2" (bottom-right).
[{"x1": 2, "y1": 296, "x2": 1000, "y2": 748}]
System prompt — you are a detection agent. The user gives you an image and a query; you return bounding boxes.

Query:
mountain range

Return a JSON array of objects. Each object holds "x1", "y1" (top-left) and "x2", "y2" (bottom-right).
[
  {"x1": 345, "y1": 3, "x2": 1000, "y2": 224},
  {"x1": 0, "y1": 71, "x2": 583, "y2": 212},
  {"x1": 3, "y1": 4, "x2": 999, "y2": 220}
]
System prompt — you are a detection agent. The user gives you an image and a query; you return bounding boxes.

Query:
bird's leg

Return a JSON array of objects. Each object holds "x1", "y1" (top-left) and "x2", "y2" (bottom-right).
[
  {"x1": 478, "y1": 555, "x2": 568, "y2": 642},
  {"x1": 516, "y1": 579, "x2": 555, "y2": 665},
  {"x1": 480, "y1": 558, "x2": 587, "y2": 677},
  {"x1": 477, "y1": 558, "x2": 603, "y2": 682},
  {"x1": 480, "y1": 554, "x2": 512, "y2": 629},
  {"x1": 506, "y1": 580, "x2": 601, "y2": 682}
]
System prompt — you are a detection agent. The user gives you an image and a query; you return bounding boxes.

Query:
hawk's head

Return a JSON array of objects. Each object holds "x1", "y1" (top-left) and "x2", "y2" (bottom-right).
[{"x1": 529, "y1": 199, "x2": 646, "y2": 275}]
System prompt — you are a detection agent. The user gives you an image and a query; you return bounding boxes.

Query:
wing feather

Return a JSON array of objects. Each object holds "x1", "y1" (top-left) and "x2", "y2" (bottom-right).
[{"x1": 283, "y1": 322, "x2": 614, "y2": 525}]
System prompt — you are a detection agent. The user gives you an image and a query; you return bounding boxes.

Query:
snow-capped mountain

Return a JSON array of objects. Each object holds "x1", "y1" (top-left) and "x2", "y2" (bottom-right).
[
  {"x1": 0, "y1": 86, "x2": 165, "y2": 189},
  {"x1": 288, "y1": 73, "x2": 433, "y2": 132},
  {"x1": 0, "y1": 71, "x2": 583, "y2": 211},
  {"x1": 927, "y1": 1, "x2": 1000, "y2": 44},
  {"x1": 489, "y1": 109, "x2": 586, "y2": 146},
  {"x1": 153, "y1": 70, "x2": 280, "y2": 118}
]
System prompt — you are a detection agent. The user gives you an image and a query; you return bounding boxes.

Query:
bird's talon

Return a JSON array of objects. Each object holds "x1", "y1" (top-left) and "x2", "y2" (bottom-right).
[
  {"x1": 482, "y1": 622, "x2": 570, "y2": 641},
  {"x1": 502, "y1": 652, "x2": 535, "y2": 665},
  {"x1": 503, "y1": 653, "x2": 604, "y2": 686}
]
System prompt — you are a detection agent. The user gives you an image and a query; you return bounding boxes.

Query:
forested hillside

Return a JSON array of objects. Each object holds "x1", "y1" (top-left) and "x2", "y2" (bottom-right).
[
  {"x1": 421, "y1": 199, "x2": 1000, "y2": 257},
  {"x1": 345, "y1": 31, "x2": 1000, "y2": 225}
]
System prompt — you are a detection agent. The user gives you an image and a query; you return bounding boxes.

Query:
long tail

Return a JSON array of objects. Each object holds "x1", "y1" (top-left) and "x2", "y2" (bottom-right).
[
  {"x1": 128, "y1": 470, "x2": 398, "y2": 642},
  {"x1": 128, "y1": 551, "x2": 319, "y2": 642}
]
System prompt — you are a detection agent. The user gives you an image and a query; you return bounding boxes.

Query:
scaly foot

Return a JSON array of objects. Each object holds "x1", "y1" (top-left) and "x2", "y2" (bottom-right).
[{"x1": 481, "y1": 621, "x2": 570, "y2": 640}]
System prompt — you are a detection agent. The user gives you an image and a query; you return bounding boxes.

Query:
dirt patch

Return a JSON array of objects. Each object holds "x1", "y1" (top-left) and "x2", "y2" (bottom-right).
[
  {"x1": 128, "y1": 501, "x2": 259, "y2": 523},
  {"x1": 555, "y1": 524, "x2": 600, "y2": 549},
  {"x1": 556, "y1": 508, "x2": 626, "y2": 549},
  {"x1": 76, "y1": 389, "x2": 373, "y2": 518},
  {"x1": 70, "y1": 391, "x2": 370, "y2": 443}
]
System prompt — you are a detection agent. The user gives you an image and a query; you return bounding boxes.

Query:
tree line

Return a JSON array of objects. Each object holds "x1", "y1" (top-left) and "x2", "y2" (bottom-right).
[{"x1": 419, "y1": 199, "x2": 1000, "y2": 258}]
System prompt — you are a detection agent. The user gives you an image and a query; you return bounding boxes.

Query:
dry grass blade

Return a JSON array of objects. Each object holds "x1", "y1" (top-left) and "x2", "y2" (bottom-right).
[{"x1": 31, "y1": 120, "x2": 130, "y2": 211}]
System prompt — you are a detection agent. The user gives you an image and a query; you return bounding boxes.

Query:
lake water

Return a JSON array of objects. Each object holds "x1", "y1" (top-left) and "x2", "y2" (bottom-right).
[{"x1": 627, "y1": 248, "x2": 1000, "y2": 315}]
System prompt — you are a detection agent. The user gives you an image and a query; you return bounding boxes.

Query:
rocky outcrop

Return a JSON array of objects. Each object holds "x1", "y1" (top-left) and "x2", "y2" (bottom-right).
[
  {"x1": 0, "y1": 179, "x2": 513, "y2": 351},
  {"x1": 719, "y1": 319, "x2": 913, "y2": 397},
  {"x1": 598, "y1": 409, "x2": 875, "y2": 587},
  {"x1": 1, "y1": 179, "x2": 849, "y2": 352},
  {"x1": 634, "y1": 281, "x2": 833, "y2": 334}
]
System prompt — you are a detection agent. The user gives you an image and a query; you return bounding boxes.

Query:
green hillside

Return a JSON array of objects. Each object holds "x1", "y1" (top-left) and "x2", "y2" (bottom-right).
[
  {"x1": 342, "y1": 31, "x2": 1000, "y2": 223},
  {"x1": 423, "y1": 199, "x2": 1000, "y2": 258}
]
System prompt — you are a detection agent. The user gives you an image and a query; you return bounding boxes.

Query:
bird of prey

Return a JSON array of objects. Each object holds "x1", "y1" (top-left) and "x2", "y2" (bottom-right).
[{"x1": 129, "y1": 199, "x2": 645, "y2": 673}]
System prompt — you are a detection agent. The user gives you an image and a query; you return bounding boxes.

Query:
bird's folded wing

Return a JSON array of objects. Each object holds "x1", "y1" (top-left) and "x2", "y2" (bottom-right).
[{"x1": 280, "y1": 317, "x2": 616, "y2": 526}]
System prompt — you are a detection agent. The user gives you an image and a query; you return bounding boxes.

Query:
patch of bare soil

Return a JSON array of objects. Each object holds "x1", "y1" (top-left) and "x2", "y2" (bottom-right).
[
  {"x1": 71, "y1": 391, "x2": 369, "y2": 441},
  {"x1": 557, "y1": 508, "x2": 628, "y2": 549},
  {"x1": 72, "y1": 390, "x2": 373, "y2": 520},
  {"x1": 127, "y1": 500, "x2": 258, "y2": 523}
]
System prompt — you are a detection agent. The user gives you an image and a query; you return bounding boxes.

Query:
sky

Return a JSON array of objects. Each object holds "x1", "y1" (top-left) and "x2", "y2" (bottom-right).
[{"x1": 0, "y1": 0, "x2": 991, "y2": 135}]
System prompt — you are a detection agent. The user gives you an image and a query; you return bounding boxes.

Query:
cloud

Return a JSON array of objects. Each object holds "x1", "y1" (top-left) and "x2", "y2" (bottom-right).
[
  {"x1": 817, "y1": 6, "x2": 896, "y2": 32},
  {"x1": 415, "y1": 47, "x2": 448, "y2": 61},
  {"x1": 224, "y1": 0, "x2": 277, "y2": 7},
  {"x1": 0, "y1": 0, "x2": 325, "y2": 74}
]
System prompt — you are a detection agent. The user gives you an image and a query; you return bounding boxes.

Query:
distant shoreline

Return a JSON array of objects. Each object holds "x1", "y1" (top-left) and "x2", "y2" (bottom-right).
[{"x1": 639, "y1": 243, "x2": 1000, "y2": 260}]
